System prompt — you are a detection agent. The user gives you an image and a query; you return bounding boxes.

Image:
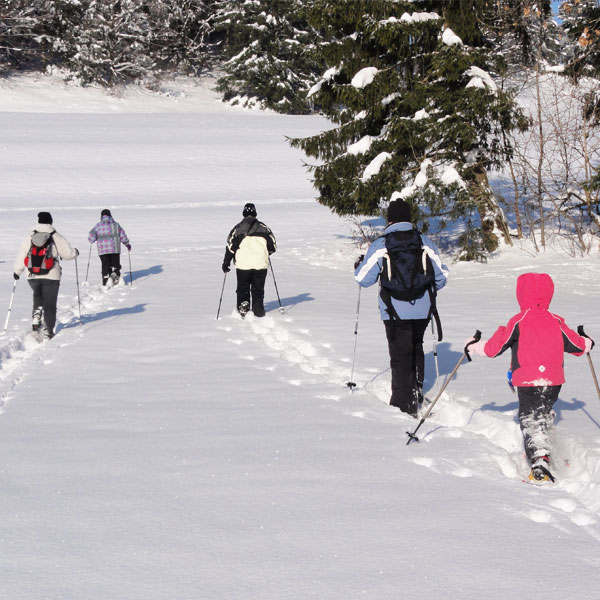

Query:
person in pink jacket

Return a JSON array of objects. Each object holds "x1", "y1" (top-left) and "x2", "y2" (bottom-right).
[{"x1": 467, "y1": 272, "x2": 593, "y2": 482}]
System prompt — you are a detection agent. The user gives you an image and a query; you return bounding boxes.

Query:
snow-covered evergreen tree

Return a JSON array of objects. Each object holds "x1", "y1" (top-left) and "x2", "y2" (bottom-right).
[
  {"x1": 73, "y1": 0, "x2": 153, "y2": 85},
  {"x1": 212, "y1": 0, "x2": 324, "y2": 113},
  {"x1": 480, "y1": 1, "x2": 563, "y2": 71},
  {"x1": 146, "y1": 0, "x2": 213, "y2": 76},
  {"x1": 561, "y1": 0, "x2": 600, "y2": 78},
  {"x1": 291, "y1": 0, "x2": 528, "y2": 259}
]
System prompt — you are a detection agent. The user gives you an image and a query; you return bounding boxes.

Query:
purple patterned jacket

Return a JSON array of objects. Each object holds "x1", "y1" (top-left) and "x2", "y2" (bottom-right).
[{"x1": 88, "y1": 216, "x2": 130, "y2": 255}]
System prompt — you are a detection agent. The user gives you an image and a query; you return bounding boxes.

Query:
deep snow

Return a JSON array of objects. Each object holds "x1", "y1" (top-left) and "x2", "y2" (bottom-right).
[{"x1": 1, "y1": 74, "x2": 599, "y2": 599}]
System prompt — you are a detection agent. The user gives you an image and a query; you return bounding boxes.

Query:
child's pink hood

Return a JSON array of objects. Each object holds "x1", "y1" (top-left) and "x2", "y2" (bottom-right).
[{"x1": 516, "y1": 272, "x2": 554, "y2": 310}]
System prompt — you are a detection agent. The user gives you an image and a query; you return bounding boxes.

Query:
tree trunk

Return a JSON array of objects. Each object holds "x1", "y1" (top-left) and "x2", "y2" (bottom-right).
[{"x1": 470, "y1": 165, "x2": 513, "y2": 253}]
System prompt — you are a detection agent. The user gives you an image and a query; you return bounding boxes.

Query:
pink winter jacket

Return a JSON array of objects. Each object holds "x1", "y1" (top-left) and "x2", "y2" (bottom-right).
[{"x1": 483, "y1": 273, "x2": 586, "y2": 387}]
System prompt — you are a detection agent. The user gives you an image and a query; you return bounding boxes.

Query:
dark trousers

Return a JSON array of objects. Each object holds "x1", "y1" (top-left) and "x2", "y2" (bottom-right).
[
  {"x1": 517, "y1": 385, "x2": 561, "y2": 465},
  {"x1": 236, "y1": 268, "x2": 267, "y2": 317},
  {"x1": 28, "y1": 279, "x2": 60, "y2": 334},
  {"x1": 384, "y1": 318, "x2": 429, "y2": 415},
  {"x1": 100, "y1": 253, "x2": 121, "y2": 285}
]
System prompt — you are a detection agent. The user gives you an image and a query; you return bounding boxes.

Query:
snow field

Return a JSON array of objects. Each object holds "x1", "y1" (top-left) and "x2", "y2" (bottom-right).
[{"x1": 1, "y1": 75, "x2": 600, "y2": 599}]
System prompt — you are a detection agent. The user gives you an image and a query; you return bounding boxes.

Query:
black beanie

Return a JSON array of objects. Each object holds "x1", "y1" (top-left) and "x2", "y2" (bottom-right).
[
  {"x1": 387, "y1": 199, "x2": 411, "y2": 224},
  {"x1": 38, "y1": 211, "x2": 53, "y2": 225},
  {"x1": 243, "y1": 203, "x2": 257, "y2": 218},
  {"x1": 101, "y1": 209, "x2": 112, "y2": 217}
]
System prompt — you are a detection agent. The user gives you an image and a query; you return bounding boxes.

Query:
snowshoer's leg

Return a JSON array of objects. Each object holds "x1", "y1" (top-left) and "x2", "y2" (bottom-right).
[
  {"x1": 384, "y1": 319, "x2": 428, "y2": 417},
  {"x1": 250, "y1": 268, "x2": 267, "y2": 317},
  {"x1": 236, "y1": 268, "x2": 251, "y2": 316},
  {"x1": 100, "y1": 254, "x2": 111, "y2": 286},
  {"x1": 518, "y1": 385, "x2": 560, "y2": 478},
  {"x1": 29, "y1": 279, "x2": 44, "y2": 331},
  {"x1": 40, "y1": 280, "x2": 60, "y2": 338}
]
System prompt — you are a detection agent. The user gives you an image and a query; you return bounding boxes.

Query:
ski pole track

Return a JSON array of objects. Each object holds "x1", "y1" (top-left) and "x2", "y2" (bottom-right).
[
  {"x1": 0, "y1": 278, "x2": 133, "y2": 412},
  {"x1": 220, "y1": 309, "x2": 600, "y2": 536}
]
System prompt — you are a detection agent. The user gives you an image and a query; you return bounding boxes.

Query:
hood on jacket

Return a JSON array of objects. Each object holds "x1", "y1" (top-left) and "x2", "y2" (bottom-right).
[{"x1": 516, "y1": 272, "x2": 554, "y2": 310}]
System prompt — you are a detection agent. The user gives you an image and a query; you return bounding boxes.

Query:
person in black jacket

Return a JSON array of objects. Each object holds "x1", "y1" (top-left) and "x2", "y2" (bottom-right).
[{"x1": 222, "y1": 203, "x2": 276, "y2": 317}]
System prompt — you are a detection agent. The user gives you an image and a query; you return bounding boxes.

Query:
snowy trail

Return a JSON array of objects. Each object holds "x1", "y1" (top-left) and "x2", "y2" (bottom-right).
[
  {"x1": 0, "y1": 275, "x2": 134, "y2": 411},
  {"x1": 218, "y1": 292, "x2": 600, "y2": 538}
]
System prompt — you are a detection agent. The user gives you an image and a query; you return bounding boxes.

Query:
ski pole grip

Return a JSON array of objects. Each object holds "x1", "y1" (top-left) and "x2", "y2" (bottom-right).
[
  {"x1": 464, "y1": 329, "x2": 482, "y2": 362},
  {"x1": 578, "y1": 325, "x2": 595, "y2": 349}
]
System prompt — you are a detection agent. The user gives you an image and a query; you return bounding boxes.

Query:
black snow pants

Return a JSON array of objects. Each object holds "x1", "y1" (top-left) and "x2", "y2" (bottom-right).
[
  {"x1": 100, "y1": 253, "x2": 121, "y2": 285},
  {"x1": 236, "y1": 268, "x2": 267, "y2": 317},
  {"x1": 517, "y1": 385, "x2": 561, "y2": 466},
  {"x1": 28, "y1": 278, "x2": 60, "y2": 335},
  {"x1": 384, "y1": 318, "x2": 430, "y2": 416}
]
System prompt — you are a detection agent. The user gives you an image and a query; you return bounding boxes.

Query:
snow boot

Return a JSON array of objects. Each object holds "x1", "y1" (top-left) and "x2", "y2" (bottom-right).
[
  {"x1": 32, "y1": 307, "x2": 43, "y2": 331},
  {"x1": 238, "y1": 301, "x2": 250, "y2": 318},
  {"x1": 528, "y1": 456, "x2": 555, "y2": 483},
  {"x1": 110, "y1": 272, "x2": 119, "y2": 286}
]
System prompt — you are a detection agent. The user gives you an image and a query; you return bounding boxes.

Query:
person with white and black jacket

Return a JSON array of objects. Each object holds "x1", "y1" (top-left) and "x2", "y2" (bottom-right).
[
  {"x1": 222, "y1": 203, "x2": 276, "y2": 318},
  {"x1": 354, "y1": 199, "x2": 449, "y2": 417},
  {"x1": 13, "y1": 212, "x2": 79, "y2": 339}
]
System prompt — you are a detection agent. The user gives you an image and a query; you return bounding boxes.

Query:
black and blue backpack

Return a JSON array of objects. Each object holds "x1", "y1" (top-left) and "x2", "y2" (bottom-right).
[{"x1": 379, "y1": 229, "x2": 442, "y2": 338}]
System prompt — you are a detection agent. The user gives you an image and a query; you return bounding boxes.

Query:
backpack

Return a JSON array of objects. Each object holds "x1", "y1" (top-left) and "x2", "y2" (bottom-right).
[
  {"x1": 380, "y1": 229, "x2": 435, "y2": 301},
  {"x1": 24, "y1": 231, "x2": 56, "y2": 275},
  {"x1": 379, "y1": 229, "x2": 443, "y2": 339}
]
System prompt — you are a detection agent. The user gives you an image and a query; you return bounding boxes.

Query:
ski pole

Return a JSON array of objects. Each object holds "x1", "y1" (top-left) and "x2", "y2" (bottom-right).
[
  {"x1": 74, "y1": 255, "x2": 82, "y2": 324},
  {"x1": 216, "y1": 271, "x2": 228, "y2": 320},
  {"x1": 128, "y1": 249, "x2": 133, "y2": 288},
  {"x1": 578, "y1": 325, "x2": 600, "y2": 402},
  {"x1": 407, "y1": 329, "x2": 481, "y2": 445},
  {"x1": 85, "y1": 243, "x2": 92, "y2": 283},
  {"x1": 268, "y1": 257, "x2": 283, "y2": 313},
  {"x1": 346, "y1": 285, "x2": 362, "y2": 391},
  {"x1": 431, "y1": 319, "x2": 441, "y2": 394},
  {"x1": 3, "y1": 279, "x2": 18, "y2": 334}
]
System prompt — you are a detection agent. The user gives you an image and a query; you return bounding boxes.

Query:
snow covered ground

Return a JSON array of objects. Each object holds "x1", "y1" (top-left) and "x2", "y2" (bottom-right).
[{"x1": 1, "y1": 74, "x2": 599, "y2": 599}]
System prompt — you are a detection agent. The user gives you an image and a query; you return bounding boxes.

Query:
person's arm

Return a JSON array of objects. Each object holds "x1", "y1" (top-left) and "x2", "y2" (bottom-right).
[
  {"x1": 118, "y1": 225, "x2": 131, "y2": 250},
  {"x1": 422, "y1": 235, "x2": 449, "y2": 292},
  {"x1": 354, "y1": 239, "x2": 385, "y2": 288},
  {"x1": 13, "y1": 236, "x2": 31, "y2": 277},
  {"x1": 560, "y1": 319, "x2": 589, "y2": 355},
  {"x1": 53, "y1": 232, "x2": 79, "y2": 261},
  {"x1": 88, "y1": 227, "x2": 97, "y2": 243}
]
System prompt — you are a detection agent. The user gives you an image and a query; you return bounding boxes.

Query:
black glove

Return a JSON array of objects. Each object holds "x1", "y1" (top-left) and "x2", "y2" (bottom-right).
[
  {"x1": 74, "y1": 248, "x2": 80, "y2": 257},
  {"x1": 13, "y1": 272, "x2": 19, "y2": 280},
  {"x1": 354, "y1": 255, "x2": 365, "y2": 270},
  {"x1": 222, "y1": 262, "x2": 230, "y2": 273},
  {"x1": 126, "y1": 244, "x2": 131, "y2": 251}
]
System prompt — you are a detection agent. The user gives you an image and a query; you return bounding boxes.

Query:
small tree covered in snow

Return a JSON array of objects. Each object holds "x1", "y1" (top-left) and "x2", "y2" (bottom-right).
[
  {"x1": 72, "y1": 0, "x2": 154, "y2": 86},
  {"x1": 290, "y1": 0, "x2": 528, "y2": 259},
  {"x1": 0, "y1": 0, "x2": 81, "y2": 72},
  {"x1": 146, "y1": 0, "x2": 213, "y2": 77},
  {"x1": 212, "y1": 0, "x2": 324, "y2": 113}
]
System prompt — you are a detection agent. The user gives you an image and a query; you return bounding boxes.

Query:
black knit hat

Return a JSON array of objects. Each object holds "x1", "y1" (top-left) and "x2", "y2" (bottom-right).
[
  {"x1": 101, "y1": 209, "x2": 112, "y2": 217},
  {"x1": 38, "y1": 211, "x2": 53, "y2": 225},
  {"x1": 387, "y1": 199, "x2": 411, "y2": 224},
  {"x1": 243, "y1": 203, "x2": 257, "y2": 218}
]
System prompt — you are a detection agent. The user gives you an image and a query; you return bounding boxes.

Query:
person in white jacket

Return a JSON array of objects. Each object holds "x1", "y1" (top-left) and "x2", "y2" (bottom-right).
[
  {"x1": 222, "y1": 203, "x2": 276, "y2": 317},
  {"x1": 13, "y1": 212, "x2": 79, "y2": 339}
]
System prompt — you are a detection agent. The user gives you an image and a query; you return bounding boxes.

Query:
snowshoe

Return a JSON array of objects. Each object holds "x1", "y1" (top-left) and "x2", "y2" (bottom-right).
[
  {"x1": 528, "y1": 456, "x2": 555, "y2": 483},
  {"x1": 238, "y1": 301, "x2": 250, "y2": 318},
  {"x1": 32, "y1": 308, "x2": 43, "y2": 331},
  {"x1": 110, "y1": 272, "x2": 120, "y2": 286}
]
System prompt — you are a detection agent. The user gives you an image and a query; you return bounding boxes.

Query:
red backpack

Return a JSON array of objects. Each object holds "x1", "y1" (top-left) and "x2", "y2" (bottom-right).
[{"x1": 25, "y1": 231, "x2": 56, "y2": 274}]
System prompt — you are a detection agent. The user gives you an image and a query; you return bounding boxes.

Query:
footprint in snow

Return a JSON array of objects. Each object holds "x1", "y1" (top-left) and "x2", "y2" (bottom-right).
[
  {"x1": 524, "y1": 509, "x2": 553, "y2": 524},
  {"x1": 411, "y1": 457, "x2": 438, "y2": 472}
]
